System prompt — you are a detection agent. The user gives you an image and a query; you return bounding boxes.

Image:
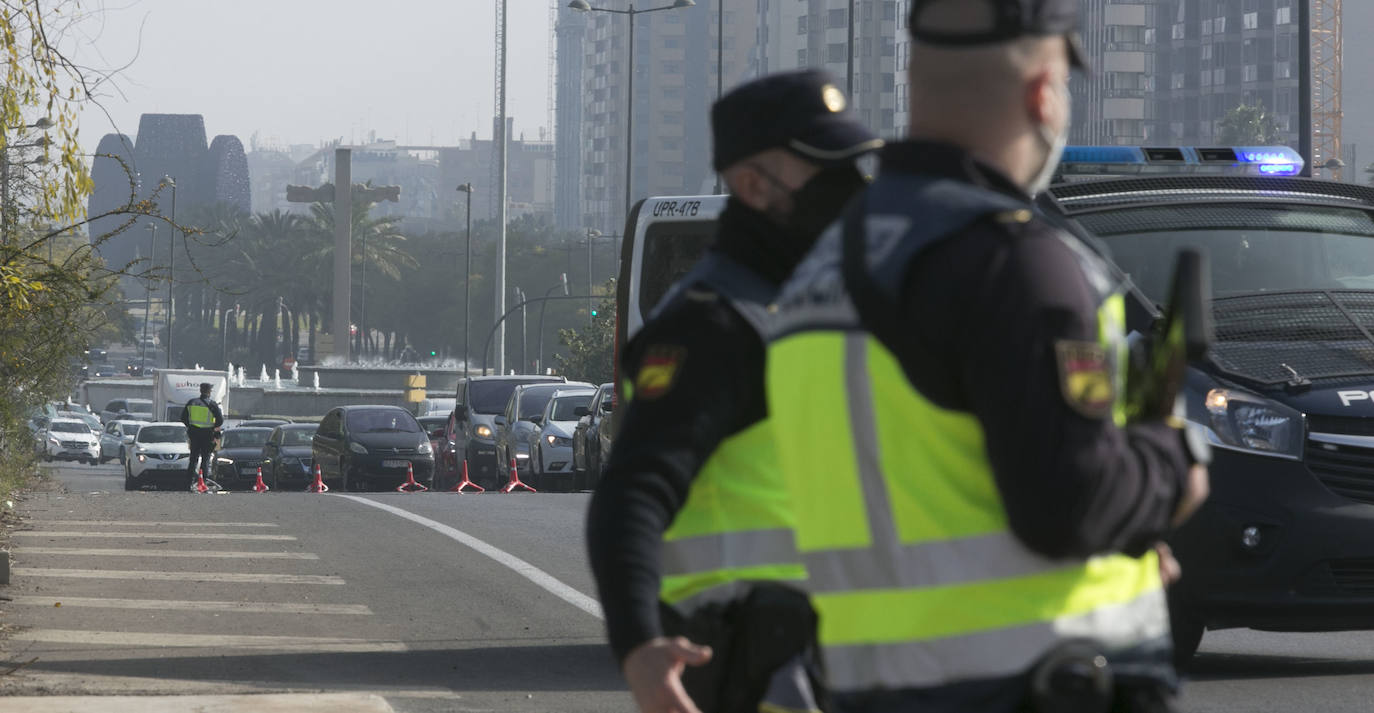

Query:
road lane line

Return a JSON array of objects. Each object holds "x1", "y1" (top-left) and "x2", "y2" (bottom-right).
[
  {"x1": 14, "y1": 531, "x2": 294, "y2": 541},
  {"x1": 11, "y1": 629, "x2": 407, "y2": 652},
  {"x1": 335, "y1": 495, "x2": 604, "y2": 620},
  {"x1": 38, "y1": 520, "x2": 279, "y2": 528},
  {"x1": 8, "y1": 595, "x2": 372, "y2": 615},
  {"x1": 16, "y1": 547, "x2": 317, "y2": 560},
  {"x1": 14, "y1": 568, "x2": 345, "y2": 585},
  {"x1": 0, "y1": 693, "x2": 397, "y2": 713}
]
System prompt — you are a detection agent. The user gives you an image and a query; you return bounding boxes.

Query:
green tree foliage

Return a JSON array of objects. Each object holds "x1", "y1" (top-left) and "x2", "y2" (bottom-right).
[
  {"x1": 555, "y1": 282, "x2": 615, "y2": 385},
  {"x1": 1217, "y1": 103, "x2": 1283, "y2": 146}
]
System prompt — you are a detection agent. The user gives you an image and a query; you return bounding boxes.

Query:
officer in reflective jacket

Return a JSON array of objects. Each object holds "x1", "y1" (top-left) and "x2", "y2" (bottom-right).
[
  {"x1": 180, "y1": 382, "x2": 224, "y2": 483},
  {"x1": 587, "y1": 70, "x2": 881, "y2": 713},
  {"x1": 765, "y1": 1, "x2": 1208, "y2": 712}
]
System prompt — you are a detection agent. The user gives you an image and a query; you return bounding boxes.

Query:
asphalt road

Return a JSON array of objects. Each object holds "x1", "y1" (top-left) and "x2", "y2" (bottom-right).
[
  {"x1": 0, "y1": 462, "x2": 631, "y2": 712},
  {"x1": 10, "y1": 464, "x2": 1374, "y2": 712}
]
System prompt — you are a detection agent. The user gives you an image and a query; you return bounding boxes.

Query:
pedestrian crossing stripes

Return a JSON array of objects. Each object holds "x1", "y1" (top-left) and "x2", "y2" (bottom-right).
[
  {"x1": 17, "y1": 547, "x2": 317, "y2": 559},
  {"x1": 14, "y1": 531, "x2": 295, "y2": 541},
  {"x1": 11, "y1": 629, "x2": 408, "y2": 653},
  {"x1": 13, "y1": 567, "x2": 345, "y2": 585},
  {"x1": 7, "y1": 596, "x2": 373, "y2": 615}
]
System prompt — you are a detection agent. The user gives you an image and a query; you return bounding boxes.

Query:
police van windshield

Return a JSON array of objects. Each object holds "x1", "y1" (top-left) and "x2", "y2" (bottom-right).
[
  {"x1": 639, "y1": 220, "x2": 716, "y2": 315},
  {"x1": 1087, "y1": 204, "x2": 1374, "y2": 303}
]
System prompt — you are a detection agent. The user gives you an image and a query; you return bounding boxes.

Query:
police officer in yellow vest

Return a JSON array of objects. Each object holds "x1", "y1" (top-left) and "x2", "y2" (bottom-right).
[
  {"x1": 587, "y1": 70, "x2": 881, "y2": 713},
  {"x1": 180, "y1": 382, "x2": 224, "y2": 482},
  {"x1": 765, "y1": 1, "x2": 1208, "y2": 712}
]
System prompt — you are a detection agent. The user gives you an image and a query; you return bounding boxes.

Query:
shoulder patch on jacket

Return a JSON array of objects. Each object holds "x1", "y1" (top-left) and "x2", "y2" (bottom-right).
[
  {"x1": 1055, "y1": 340, "x2": 1114, "y2": 419},
  {"x1": 635, "y1": 345, "x2": 686, "y2": 400}
]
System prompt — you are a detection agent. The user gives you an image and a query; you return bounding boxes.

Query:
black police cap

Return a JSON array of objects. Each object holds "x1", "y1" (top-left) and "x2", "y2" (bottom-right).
[
  {"x1": 711, "y1": 69, "x2": 882, "y2": 172},
  {"x1": 907, "y1": 0, "x2": 1089, "y2": 70}
]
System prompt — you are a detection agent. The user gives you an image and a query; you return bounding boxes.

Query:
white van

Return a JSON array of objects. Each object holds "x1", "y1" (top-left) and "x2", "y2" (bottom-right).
[{"x1": 614, "y1": 195, "x2": 727, "y2": 355}]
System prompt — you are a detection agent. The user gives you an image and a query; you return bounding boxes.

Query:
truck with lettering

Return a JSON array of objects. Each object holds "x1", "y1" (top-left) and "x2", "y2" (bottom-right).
[{"x1": 151, "y1": 369, "x2": 230, "y2": 424}]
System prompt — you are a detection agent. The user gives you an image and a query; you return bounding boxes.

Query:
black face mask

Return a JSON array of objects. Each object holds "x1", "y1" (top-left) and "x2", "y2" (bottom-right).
[{"x1": 771, "y1": 165, "x2": 868, "y2": 249}]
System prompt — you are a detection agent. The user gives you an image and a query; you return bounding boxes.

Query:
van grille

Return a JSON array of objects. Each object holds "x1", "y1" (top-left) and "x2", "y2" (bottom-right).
[
  {"x1": 1306, "y1": 439, "x2": 1374, "y2": 504},
  {"x1": 1329, "y1": 559, "x2": 1374, "y2": 595}
]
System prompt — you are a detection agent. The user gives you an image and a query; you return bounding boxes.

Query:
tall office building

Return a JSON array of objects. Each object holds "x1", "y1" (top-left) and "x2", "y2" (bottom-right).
[
  {"x1": 555, "y1": 6, "x2": 589, "y2": 232},
  {"x1": 755, "y1": 0, "x2": 901, "y2": 136}
]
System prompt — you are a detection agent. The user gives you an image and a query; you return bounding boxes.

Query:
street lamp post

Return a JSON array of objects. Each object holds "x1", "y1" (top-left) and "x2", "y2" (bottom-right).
[
  {"x1": 586, "y1": 229, "x2": 601, "y2": 323},
  {"x1": 457, "y1": 183, "x2": 474, "y2": 379},
  {"x1": 1, "y1": 118, "x2": 52, "y2": 246},
  {"x1": 142, "y1": 223, "x2": 157, "y2": 375},
  {"x1": 162, "y1": 176, "x2": 177, "y2": 369},
  {"x1": 536, "y1": 273, "x2": 570, "y2": 374},
  {"x1": 569, "y1": 0, "x2": 695, "y2": 229},
  {"x1": 221, "y1": 303, "x2": 241, "y2": 369},
  {"x1": 514, "y1": 287, "x2": 529, "y2": 373}
]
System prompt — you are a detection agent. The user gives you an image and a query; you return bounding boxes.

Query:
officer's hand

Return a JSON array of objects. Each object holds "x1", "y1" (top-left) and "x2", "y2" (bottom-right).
[
  {"x1": 1155, "y1": 542, "x2": 1181, "y2": 587},
  {"x1": 622, "y1": 636, "x2": 712, "y2": 713},
  {"x1": 1170, "y1": 464, "x2": 1209, "y2": 528}
]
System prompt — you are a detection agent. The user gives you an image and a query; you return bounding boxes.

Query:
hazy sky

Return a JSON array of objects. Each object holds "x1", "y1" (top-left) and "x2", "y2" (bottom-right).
[{"x1": 74, "y1": 0, "x2": 555, "y2": 153}]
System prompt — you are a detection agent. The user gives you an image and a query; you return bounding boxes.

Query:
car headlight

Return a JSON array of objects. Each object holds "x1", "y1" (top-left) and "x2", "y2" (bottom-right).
[
  {"x1": 137, "y1": 454, "x2": 146, "y2": 463},
  {"x1": 47, "y1": 437, "x2": 59, "y2": 445},
  {"x1": 216, "y1": 457, "x2": 234, "y2": 465},
  {"x1": 418, "y1": 441, "x2": 432, "y2": 454},
  {"x1": 474, "y1": 425, "x2": 493, "y2": 439},
  {"x1": 545, "y1": 435, "x2": 572, "y2": 447},
  {"x1": 349, "y1": 442, "x2": 368, "y2": 455},
  {"x1": 1196, "y1": 388, "x2": 1303, "y2": 459}
]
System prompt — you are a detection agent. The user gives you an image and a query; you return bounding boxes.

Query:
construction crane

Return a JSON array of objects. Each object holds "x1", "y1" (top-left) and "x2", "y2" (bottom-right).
[{"x1": 1311, "y1": 0, "x2": 1343, "y2": 180}]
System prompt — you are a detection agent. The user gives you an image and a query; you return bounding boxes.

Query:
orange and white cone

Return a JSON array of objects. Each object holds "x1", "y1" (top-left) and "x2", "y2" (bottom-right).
[
  {"x1": 252, "y1": 466, "x2": 270, "y2": 493},
  {"x1": 193, "y1": 468, "x2": 210, "y2": 494},
  {"x1": 306, "y1": 463, "x2": 329, "y2": 493},
  {"x1": 449, "y1": 460, "x2": 485, "y2": 493},
  {"x1": 501, "y1": 457, "x2": 536, "y2": 493},
  {"x1": 396, "y1": 461, "x2": 429, "y2": 492}
]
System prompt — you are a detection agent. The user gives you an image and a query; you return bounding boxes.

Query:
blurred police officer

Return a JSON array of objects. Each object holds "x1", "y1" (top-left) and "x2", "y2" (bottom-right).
[
  {"x1": 180, "y1": 382, "x2": 223, "y2": 482},
  {"x1": 587, "y1": 69, "x2": 881, "y2": 713},
  {"x1": 764, "y1": 2, "x2": 1208, "y2": 712}
]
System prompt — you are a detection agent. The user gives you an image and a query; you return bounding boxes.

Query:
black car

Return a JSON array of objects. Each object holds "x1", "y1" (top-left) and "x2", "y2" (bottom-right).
[
  {"x1": 1043, "y1": 171, "x2": 1374, "y2": 664},
  {"x1": 312, "y1": 405, "x2": 434, "y2": 491},
  {"x1": 449, "y1": 375, "x2": 566, "y2": 490},
  {"x1": 572, "y1": 382, "x2": 615, "y2": 491},
  {"x1": 262, "y1": 423, "x2": 318, "y2": 490},
  {"x1": 211, "y1": 427, "x2": 273, "y2": 489}
]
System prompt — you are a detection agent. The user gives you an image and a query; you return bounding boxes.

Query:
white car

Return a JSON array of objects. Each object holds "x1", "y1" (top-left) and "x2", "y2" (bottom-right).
[
  {"x1": 124, "y1": 422, "x2": 191, "y2": 491},
  {"x1": 99, "y1": 420, "x2": 144, "y2": 464},
  {"x1": 39, "y1": 419, "x2": 101, "y2": 464},
  {"x1": 531, "y1": 388, "x2": 596, "y2": 491}
]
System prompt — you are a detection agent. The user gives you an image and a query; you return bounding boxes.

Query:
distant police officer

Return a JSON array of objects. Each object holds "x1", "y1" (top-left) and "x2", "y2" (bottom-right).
[
  {"x1": 180, "y1": 382, "x2": 224, "y2": 482},
  {"x1": 587, "y1": 69, "x2": 881, "y2": 713},
  {"x1": 765, "y1": 2, "x2": 1208, "y2": 712}
]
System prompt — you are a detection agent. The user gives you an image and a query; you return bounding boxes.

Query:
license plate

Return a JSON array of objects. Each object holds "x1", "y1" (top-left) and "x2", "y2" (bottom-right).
[
  {"x1": 158, "y1": 463, "x2": 183, "y2": 470},
  {"x1": 240, "y1": 467, "x2": 258, "y2": 475},
  {"x1": 382, "y1": 459, "x2": 409, "y2": 468}
]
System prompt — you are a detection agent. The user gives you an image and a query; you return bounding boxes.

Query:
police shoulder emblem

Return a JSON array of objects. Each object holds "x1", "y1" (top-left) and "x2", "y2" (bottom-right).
[
  {"x1": 1054, "y1": 340, "x2": 1114, "y2": 419},
  {"x1": 635, "y1": 345, "x2": 686, "y2": 400},
  {"x1": 821, "y1": 84, "x2": 846, "y2": 113}
]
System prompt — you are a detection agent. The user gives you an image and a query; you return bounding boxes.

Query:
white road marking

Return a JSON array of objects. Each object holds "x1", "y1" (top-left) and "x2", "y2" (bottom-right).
[
  {"x1": 17, "y1": 547, "x2": 317, "y2": 560},
  {"x1": 7, "y1": 595, "x2": 372, "y2": 615},
  {"x1": 335, "y1": 494, "x2": 604, "y2": 620},
  {"x1": 10, "y1": 629, "x2": 407, "y2": 652},
  {"x1": 14, "y1": 531, "x2": 294, "y2": 541},
  {"x1": 0, "y1": 693, "x2": 396, "y2": 713},
  {"x1": 38, "y1": 520, "x2": 278, "y2": 528},
  {"x1": 14, "y1": 567, "x2": 345, "y2": 585}
]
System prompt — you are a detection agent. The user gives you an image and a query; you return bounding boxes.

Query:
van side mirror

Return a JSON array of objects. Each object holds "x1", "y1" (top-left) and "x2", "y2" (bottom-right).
[
  {"x1": 574, "y1": 406, "x2": 590, "y2": 418},
  {"x1": 529, "y1": 415, "x2": 544, "y2": 426},
  {"x1": 494, "y1": 416, "x2": 507, "y2": 427}
]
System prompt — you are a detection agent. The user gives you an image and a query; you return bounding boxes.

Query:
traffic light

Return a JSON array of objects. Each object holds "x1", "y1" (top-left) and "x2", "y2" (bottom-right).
[
  {"x1": 429, "y1": 350, "x2": 438, "y2": 357},
  {"x1": 590, "y1": 308, "x2": 598, "y2": 317}
]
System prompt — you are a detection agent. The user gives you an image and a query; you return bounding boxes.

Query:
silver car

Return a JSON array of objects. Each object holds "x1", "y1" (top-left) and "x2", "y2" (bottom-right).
[
  {"x1": 99, "y1": 420, "x2": 144, "y2": 464},
  {"x1": 531, "y1": 388, "x2": 596, "y2": 490}
]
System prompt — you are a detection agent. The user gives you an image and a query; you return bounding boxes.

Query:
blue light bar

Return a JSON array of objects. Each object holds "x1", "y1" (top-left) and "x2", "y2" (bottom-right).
[{"x1": 1058, "y1": 145, "x2": 1306, "y2": 178}]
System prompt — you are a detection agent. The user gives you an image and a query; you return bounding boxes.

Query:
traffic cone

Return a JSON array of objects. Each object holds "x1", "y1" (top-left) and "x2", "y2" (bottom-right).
[
  {"x1": 501, "y1": 457, "x2": 536, "y2": 493},
  {"x1": 449, "y1": 460, "x2": 485, "y2": 493},
  {"x1": 396, "y1": 461, "x2": 429, "y2": 492},
  {"x1": 193, "y1": 468, "x2": 210, "y2": 494},
  {"x1": 306, "y1": 463, "x2": 329, "y2": 493},
  {"x1": 252, "y1": 466, "x2": 270, "y2": 493}
]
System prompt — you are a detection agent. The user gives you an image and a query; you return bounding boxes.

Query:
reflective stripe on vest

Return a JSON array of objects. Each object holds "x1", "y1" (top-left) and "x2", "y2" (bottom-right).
[
  {"x1": 650, "y1": 254, "x2": 805, "y2": 613},
  {"x1": 187, "y1": 403, "x2": 213, "y2": 429},
  {"x1": 767, "y1": 331, "x2": 1165, "y2": 692}
]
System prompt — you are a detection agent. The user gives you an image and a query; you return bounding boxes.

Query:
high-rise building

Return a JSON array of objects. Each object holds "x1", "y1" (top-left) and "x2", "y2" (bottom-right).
[
  {"x1": 1071, "y1": 1, "x2": 1156, "y2": 146},
  {"x1": 555, "y1": 6, "x2": 589, "y2": 231},
  {"x1": 755, "y1": 0, "x2": 901, "y2": 136}
]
